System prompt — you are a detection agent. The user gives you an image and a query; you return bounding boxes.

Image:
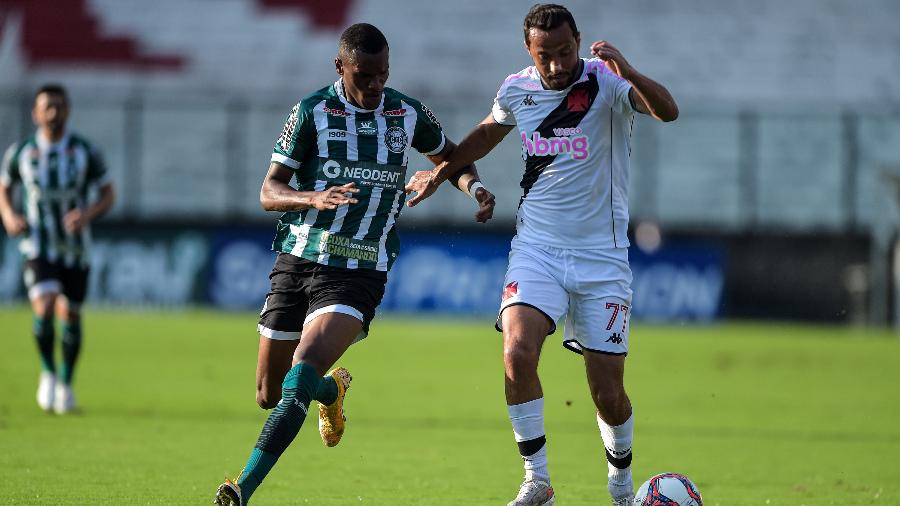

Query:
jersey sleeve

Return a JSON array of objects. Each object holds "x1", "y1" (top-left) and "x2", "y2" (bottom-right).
[
  {"x1": 593, "y1": 59, "x2": 634, "y2": 114},
  {"x1": 272, "y1": 102, "x2": 316, "y2": 170},
  {"x1": 491, "y1": 80, "x2": 517, "y2": 126},
  {"x1": 411, "y1": 102, "x2": 446, "y2": 156},
  {"x1": 0, "y1": 143, "x2": 20, "y2": 186},
  {"x1": 85, "y1": 145, "x2": 111, "y2": 186}
]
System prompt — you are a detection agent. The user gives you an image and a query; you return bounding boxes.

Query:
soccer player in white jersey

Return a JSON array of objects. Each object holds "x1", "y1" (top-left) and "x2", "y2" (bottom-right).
[
  {"x1": 405, "y1": 4, "x2": 678, "y2": 505},
  {"x1": 213, "y1": 24, "x2": 495, "y2": 506},
  {"x1": 0, "y1": 84, "x2": 115, "y2": 415}
]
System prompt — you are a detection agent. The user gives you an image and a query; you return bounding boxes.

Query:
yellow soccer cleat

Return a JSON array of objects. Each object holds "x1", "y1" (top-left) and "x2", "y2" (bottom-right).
[
  {"x1": 213, "y1": 478, "x2": 242, "y2": 506},
  {"x1": 318, "y1": 367, "x2": 352, "y2": 447}
]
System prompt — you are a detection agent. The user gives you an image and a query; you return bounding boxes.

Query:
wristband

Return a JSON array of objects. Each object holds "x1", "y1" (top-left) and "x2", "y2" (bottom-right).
[{"x1": 468, "y1": 181, "x2": 485, "y2": 201}]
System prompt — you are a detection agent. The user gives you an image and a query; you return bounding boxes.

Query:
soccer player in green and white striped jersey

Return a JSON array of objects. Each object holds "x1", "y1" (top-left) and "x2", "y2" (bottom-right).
[
  {"x1": 0, "y1": 84, "x2": 115, "y2": 415},
  {"x1": 213, "y1": 23, "x2": 495, "y2": 506}
]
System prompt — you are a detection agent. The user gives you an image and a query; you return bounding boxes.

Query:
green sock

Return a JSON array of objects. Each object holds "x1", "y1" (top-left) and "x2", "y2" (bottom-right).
[
  {"x1": 315, "y1": 375, "x2": 338, "y2": 405},
  {"x1": 33, "y1": 316, "x2": 56, "y2": 374},
  {"x1": 237, "y1": 362, "x2": 321, "y2": 503},
  {"x1": 60, "y1": 321, "x2": 82, "y2": 385}
]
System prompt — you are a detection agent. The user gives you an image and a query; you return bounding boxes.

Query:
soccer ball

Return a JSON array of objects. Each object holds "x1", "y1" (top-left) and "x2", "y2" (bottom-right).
[{"x1": 633, "y1": 472, "x2": 703, "y2": 505}]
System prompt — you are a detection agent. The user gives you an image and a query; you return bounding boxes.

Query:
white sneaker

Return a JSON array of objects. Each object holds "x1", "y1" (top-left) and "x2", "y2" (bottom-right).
[
  {"x1": 37, "y1": 372, "x2": 56, "y2": 411},
  {"x1": 508, "y1": 479, "x2": 555, "y2": 506},
  {"x1": 53, "y1": 382, "x2": 77, "y2": 414}
]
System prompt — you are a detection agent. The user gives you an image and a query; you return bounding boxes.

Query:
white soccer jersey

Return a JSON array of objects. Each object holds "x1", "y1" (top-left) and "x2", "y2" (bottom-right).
[{"x1": 492, "y1": 58, "x2": 635, "y2": 249}]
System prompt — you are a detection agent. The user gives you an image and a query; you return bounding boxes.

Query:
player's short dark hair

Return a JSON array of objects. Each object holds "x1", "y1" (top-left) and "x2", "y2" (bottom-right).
[
  {"x1": 338, "y1": 23, "x2": 389, "y2": 61},
  {"x1": 523, "y1": 4, "x2": 579, "y2": 45},
  {"x1": 34, "y1": 83, "x2": 69, "y2": 105}
]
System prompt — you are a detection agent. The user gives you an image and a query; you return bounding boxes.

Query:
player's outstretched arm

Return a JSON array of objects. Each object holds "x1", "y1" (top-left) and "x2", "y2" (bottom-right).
[
  {"x1": 405, "y1": 140, "x2": 497, "y2": 223},
  {"x1": 260, "y1": 162, "x2": 358, "y2": 212},
  {"x1": 590, "y1": 40, "x2": 679, "y2": 122},
  {"x1": 405, "y1": 115, "x2": 512, "y2": 208}
]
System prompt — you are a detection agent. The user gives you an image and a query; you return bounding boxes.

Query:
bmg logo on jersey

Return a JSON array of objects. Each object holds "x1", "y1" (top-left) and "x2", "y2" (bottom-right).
[{"x1": 521, "y1": 129, "x2": 589, "y2": 160}]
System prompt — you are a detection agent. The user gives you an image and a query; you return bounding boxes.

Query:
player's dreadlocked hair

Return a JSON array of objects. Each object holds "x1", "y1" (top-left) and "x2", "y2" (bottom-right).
[
  {"x1": 34, "y1": 83, "x2": 69, "y2": 105},
  {"x1": 338, "y1": 23, "x2": 389, "y2": 62},
  {"x1": 523, "y1": 4, "x2": 579, "y2": 45}
]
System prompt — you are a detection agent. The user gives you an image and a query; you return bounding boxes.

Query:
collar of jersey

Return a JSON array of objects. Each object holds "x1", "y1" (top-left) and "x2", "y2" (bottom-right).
[
  {"x1": 334, "y1": 78, "x2": 384, "y2": 113},
  {"x1": 35, "y1": 128, "x2": 70, "y2": 150},
  {"x1": 536, "y1": 59, "x2": 588, "y2": 94}
]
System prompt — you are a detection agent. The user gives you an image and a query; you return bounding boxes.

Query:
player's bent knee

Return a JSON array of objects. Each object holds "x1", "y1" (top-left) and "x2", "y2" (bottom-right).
[
  {"x1": 503, "y1": 343, "x2": 540, "y2": 375},
  {"x1": 256, "y1": 389, "x2": 280, "y2": 410},
  {"x1": 592, "y1": 386, "x2": 627, "y2": 413}
]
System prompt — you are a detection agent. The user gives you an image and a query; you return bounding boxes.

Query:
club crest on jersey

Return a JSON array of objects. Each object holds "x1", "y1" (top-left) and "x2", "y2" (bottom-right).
[
  {"x1": 384, "y1": 126, "x2": 408, "y2": 153},
  {"x1": 521, "y1": 131, "x2": 589, "y2": 160},
  {"x1": 568, "y1": 89, "x2": 589, "y2": 112}
]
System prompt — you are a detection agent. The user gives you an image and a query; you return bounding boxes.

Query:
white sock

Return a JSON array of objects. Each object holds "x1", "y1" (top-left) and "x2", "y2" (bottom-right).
[
  {"x1": 598, "y1": 412, "x2": 634, "y2": 497},
  {"x1": 508, "y1": 398, "x2": 549, "y2": 483}
]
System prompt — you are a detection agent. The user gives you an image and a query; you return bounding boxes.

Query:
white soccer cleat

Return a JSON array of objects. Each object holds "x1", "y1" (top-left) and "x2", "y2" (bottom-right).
[
  {"x1": 611, "y1": 494, "x2": 635, "y2": 506},
  {"x1": 508, "y1": 479, "x2": 555, "y2": 506},
  {"x1": 36, "y1": 372, "x2": 56, "y2": 412},
  {"x1": 53, "y1": 382, "x2": 77, "y2": 414}
]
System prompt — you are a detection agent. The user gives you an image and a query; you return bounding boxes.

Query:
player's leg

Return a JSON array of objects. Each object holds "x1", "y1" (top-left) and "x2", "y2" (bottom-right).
[
  {"x1": 584, "y1": 351, "x2": 634, "y2": 505},
  {"x1": 53, "y1": 264, "x2": 89, "y2": 413},
  {"x1": 565, "y1": 247, "x2": 635, "y2": 504},
  {"x1": 53, "y1": 296, "x2": 82, "y2": 413},
  {"x1": 24, "y1": 259, "x2": 62, "y2": 411},
  {"x1": 255, "y1": 337, "x2": 344, "y2": 410},
  {"x1": 232, "y1": 313, "x2": 360, "y2": 505},
  {"x1": 498, "y1": 241, "x2": 568, "y2": 506}
]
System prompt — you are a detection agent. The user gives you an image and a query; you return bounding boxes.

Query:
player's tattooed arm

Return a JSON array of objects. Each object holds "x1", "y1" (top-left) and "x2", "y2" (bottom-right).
[
  {"x1": 260, "y1": 162, "x2": 358, "y2": 212},
  {"x1": 405, "y1": 115, "x2": 512, "y2": 208},
  {"x1": 590, "y1": 40, "x2": 679, "y2": 122}
]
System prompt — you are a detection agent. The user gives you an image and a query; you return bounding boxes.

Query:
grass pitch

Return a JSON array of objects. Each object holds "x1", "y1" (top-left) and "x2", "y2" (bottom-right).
[{"x1": 1, "y1": 306, "x2": 899, "y2": 505}]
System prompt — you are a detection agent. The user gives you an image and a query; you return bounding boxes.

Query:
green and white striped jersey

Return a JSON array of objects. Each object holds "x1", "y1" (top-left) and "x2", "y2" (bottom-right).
[
  {"x1": 270, "y1": 79, "x2": 446, "y2": 272},
  {"x1": 0, "y1": 131, "x2": 109, "y2": 268}
]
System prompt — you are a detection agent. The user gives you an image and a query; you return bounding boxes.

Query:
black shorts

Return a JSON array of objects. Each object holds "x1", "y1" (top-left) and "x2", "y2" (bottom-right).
[
  {"x1": 257, "y1": 253, "x2": 387, "y2": 341},
  {"x1": 23, "y1": 258, "x2": 90, "y2": 304}
]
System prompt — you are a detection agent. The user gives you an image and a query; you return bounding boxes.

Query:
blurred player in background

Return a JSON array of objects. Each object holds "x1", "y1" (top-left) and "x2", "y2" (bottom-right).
[
  {"x1": 405, "y1": 4, "x2": 678, "y2": 505},
  {"x1": 0, "y1": 84, "x2": 115, "y2": 414},
  {"x1": 213, "y1": 23, "x2": 495, "y2": 506}
]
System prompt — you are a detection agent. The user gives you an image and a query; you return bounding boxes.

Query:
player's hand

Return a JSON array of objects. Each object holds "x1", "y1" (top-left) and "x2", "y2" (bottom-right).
[
  {"x1": 404, "y1": 170, "x2": 442, "y2": 208},
  {"x1": 63, "y1": 208, "x2": 88, "y2": 233},
  {"x1": 310, "y1": 182, "x2": 359, "y2": 210},
  {"x1": 473, "y1": 187, "x2": 495, "y2": 223},
  {"x1": 590, "y1": 41, "x2": 634, "y2": 80},
  {"x1": 1, "y1": 212, "x2": 28, "y2": 236}
]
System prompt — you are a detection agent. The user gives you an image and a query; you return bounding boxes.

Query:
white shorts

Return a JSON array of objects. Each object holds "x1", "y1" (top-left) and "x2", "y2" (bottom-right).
[{"x1": 496, "y1": 237, "x2": 633, "y2": 355}]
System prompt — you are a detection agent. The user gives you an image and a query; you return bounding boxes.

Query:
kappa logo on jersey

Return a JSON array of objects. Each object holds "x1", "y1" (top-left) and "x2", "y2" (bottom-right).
[
  {"x1": 358, "y1": 121, "x2": 377, "y2": 136},
  {"x1": 420, "y1": 104, "x2": 441, "y2": 129},
  {"x1": 567, "y1": 89, "x2": 589, "y2": 112},
  {"x1": 384, "y1": 126, "x2": 408, "y2": 153},
  {"x1": 522, "y1": 95, "x2": 537, "y2": 106},
  {"x1": 324, "y1": 107, "x2": 352, "y2": 117},
  {"x1": 278, "y1": 104, "x2": 299, "y2": 152},
  {"x1": 606, "y1": 333, "x2": 623, "y2": 344},
  {"x1": 502, "y1": 281, "x2": 519, "y2": 301},
  {"x1": 382, "y1": 108, "x2": 407, "y2": 116},
  {"x1": 521, "y1": 131, "x2": 589, "y2": 160}
]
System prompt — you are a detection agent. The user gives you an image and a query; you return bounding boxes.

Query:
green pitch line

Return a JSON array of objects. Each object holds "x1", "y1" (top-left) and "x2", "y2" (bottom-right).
[{"x1": 0, "y1": 307, "x2": 898, "y2": 505}]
